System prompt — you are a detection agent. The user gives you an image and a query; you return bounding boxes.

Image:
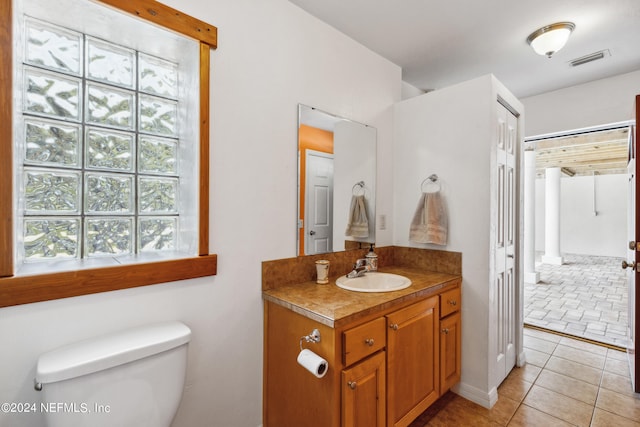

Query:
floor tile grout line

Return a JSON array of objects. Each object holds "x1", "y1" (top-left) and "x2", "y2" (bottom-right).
[
  {"x1": 517, "y1": 386, "x2": 589, "y2": 427},
  {"x1": 502, "y1": 400, "x2": 519, "y2": 426},
  {"x1": 521, "y1": 329, "x2": 602, "y2": 426},
  {"x1": 530, "y1": 366, "x2": 599, "y2": 426},
  {"x1": 591, "y1": 405, "x2": 640, "y2": 425},
  {"x1": 530, "y1": 377, "x2": 598, "y2": 407},
  {"x1": 522, "y1": 329, "x2": 640, "y2": 427},
  {"x1": 548, "y1": 352, "x2": 606, "y2": 372},
  {"x1": 588, "y1": 360, "x2": 609, "y2": 427},
  {"x1": 516, "y1": 402, "x2": 576, "y2": 427}
]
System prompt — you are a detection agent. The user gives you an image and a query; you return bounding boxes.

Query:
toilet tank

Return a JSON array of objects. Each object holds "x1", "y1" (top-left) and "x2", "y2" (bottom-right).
[{"x1": 35, "y1": 321, "x2": 191, "y2": 427}]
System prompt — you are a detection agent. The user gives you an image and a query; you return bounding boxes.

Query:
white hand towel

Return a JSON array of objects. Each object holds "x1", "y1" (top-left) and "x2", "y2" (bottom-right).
[
  {"x1": 409, "y1": 191, "x2": 447, "y2": 245},
  {"x1": 345, "y1": 195, "x2": 369, "y2": 238}
]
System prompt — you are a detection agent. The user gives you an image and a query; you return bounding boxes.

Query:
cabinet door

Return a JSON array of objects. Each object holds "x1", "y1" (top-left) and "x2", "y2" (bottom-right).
[
  {"x1": 386, "y1": 296, "x2": 439, "y2": 427},
  {"x1": 342, "y1": 351, "x2": 386, "y2": 427},
  {"x1": 440, "y1": 311, "x2": 461, "y2": 392}
]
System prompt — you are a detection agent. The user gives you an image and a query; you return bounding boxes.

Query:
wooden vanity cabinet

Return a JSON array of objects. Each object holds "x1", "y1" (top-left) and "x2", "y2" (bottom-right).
[
  {"x1": 263, "y1": 279, "x2": 461, "y2": 427},
  {"x1": 386, "y1": 296, "x2": 440, "y2": 427},
  {"x1": 439, "y1": 287, "x2": 461, "y2": 392},
  {"x1": 263, "y1": 302, "x2": 340, "y2": 427}
]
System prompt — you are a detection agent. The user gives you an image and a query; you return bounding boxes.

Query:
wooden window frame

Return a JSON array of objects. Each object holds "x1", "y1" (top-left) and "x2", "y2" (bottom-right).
[{"x1": 0, "y1": 0, "x2": 218, "y2": 307}]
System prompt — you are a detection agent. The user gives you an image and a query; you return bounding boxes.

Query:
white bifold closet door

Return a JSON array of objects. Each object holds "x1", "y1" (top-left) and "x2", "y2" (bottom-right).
[{"x1": 494, "y1": 101, "x2": 517, "y2": 386}]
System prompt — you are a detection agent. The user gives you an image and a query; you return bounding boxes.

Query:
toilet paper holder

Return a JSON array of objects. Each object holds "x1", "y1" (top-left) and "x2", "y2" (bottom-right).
[{"x1": 299, "y1": 328, "x2": 321, "y2": 350}]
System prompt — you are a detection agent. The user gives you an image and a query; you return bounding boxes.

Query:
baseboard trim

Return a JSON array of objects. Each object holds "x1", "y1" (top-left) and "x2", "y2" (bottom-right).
[{"x1": 453, "y1": 382, "x2": 498, "y2": 409}]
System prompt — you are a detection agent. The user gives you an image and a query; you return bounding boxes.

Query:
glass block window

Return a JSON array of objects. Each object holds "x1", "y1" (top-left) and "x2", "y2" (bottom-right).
[{"x1": 20, "y1": 17, "x2": 181, "y2": 261}]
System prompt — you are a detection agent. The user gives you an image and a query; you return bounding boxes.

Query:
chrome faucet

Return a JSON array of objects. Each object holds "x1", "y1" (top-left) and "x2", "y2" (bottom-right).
[{"x1": 346, "y1": 258, "x2": 369, "y2": 278}]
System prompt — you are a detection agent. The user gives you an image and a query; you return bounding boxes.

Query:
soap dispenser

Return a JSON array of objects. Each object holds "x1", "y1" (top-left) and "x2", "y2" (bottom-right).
[{"x1": 365, "y1": 244, "x2": 378, "y2": 272}]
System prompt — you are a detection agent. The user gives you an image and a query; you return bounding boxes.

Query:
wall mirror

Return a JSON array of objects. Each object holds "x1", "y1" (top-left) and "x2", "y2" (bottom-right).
[{"x1": 297, "y1": 104, "x2": 376, "y2": 256}]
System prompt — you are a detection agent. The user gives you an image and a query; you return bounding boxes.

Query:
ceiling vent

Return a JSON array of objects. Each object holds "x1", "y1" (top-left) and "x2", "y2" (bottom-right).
[{"x1": 569, "y1": 49, "x2": 610, "y2": 67}]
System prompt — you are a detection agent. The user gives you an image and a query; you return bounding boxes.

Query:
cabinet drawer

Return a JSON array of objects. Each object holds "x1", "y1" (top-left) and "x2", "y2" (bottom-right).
[
  {"x1": 343, "y1": 317, "x2": 386, "y2": 366},
  {"x1": 440, "y1": 288, "x2": 461, "y2": 318}
]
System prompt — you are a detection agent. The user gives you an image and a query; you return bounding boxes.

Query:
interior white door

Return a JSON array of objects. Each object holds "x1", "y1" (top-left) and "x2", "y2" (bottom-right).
[
  {"x1": 626, "y1": 100, "x2": 640, "y2": 391},
  {"x1": 494, "y1": 102, "x2": 517, "y2": 386},
  {"x1": 305, "y1": 150, "x2": 334, "y2": 255}
]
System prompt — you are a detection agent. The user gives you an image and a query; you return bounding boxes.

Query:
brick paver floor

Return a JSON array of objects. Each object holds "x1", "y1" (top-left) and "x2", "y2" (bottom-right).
[{"x1": 524, "y1": 253, "x2": 629, "y2": 348}]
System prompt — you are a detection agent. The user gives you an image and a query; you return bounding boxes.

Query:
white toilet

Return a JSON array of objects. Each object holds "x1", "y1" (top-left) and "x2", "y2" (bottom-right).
[{"x1": 35, "y1": 321, "x2": 191, "y2": 427}]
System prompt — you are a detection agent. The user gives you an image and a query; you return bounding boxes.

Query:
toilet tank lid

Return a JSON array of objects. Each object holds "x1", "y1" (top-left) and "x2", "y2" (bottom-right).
[{"x1": 36, "y1": 321, "x2": 191, "y2": 385}]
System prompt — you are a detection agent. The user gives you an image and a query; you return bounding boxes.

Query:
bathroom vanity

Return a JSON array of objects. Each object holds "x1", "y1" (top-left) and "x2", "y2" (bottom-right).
[{"x1": 262, "y1": 247, "x2": 461, "y2": 427}]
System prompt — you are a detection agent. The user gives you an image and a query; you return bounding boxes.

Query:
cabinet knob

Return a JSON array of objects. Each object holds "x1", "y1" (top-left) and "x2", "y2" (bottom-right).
[
  {"x1": 448, "y1": 300, "x2": 457, "y2": 306},
  {"x1": 364, "y1": 338, "x2": 375, "y2": 346},
  {"x1": 442, "y1": 328, "x2": 449, "y2": 334},
  {"x1": 348, "y1": 381, "x2": 357, "y2": 390},
  {"x1": 389, "y1": 324, "x2": 399, "y2": 331}
]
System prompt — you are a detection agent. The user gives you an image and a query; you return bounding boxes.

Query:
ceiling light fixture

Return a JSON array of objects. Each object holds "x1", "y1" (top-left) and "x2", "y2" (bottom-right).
[{"x1": 527, "y1": 22, "x2": 575, "y2": 58}]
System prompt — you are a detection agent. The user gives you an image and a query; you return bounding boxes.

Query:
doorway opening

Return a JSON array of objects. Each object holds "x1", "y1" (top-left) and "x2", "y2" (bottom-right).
[{"x1": 523, "y1": 122, "x2": 632, "y2": 348}]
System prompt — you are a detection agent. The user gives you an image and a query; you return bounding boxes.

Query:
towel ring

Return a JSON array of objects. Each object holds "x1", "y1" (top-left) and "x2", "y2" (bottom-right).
[
  {"x1": 421, "y1": 174, "x2": 441, "y2": 193},
  {"x1": 352, "y1": 181, "x2": 365, "y2": 196}
]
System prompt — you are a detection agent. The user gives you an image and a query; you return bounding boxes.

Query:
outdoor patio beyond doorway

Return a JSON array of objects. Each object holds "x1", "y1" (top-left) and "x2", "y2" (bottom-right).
[{"x1": 524, "y1": 253, "x2": 629, "y2": 348}]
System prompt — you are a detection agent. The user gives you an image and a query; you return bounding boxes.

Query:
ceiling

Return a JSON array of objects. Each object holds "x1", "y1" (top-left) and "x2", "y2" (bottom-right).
[
  {"x1": 288, "y1": 0, "x2": 640, "y2": 99},
  {"x1": 532, "y1": 127, "x2": 629, "y2": 177},
  {"x1": 289, "y1": 0, "x2": 640, "y2": 176}
]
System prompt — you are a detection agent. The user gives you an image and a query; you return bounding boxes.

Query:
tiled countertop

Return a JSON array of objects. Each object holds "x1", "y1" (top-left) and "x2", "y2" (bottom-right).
[{"x1": 263, "y1": 266, "x2": 460, "y2": 328}]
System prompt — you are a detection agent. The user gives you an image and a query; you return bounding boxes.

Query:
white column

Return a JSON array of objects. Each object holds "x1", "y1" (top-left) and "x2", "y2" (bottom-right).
[
  {"x1": 524, "y1": 150, "x2": 540, "y2": 283},
  {"x1": 541, "y1": 167, "x2": 564, "y2": 265}
]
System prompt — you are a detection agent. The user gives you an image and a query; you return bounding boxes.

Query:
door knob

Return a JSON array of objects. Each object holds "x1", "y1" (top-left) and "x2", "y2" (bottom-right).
[
  {"x1": 629, "y1": 241, "x2": 637, "y2": 251},
  {"x1": 309, "y1": 230, "x2": 316, "y2": 235},
  {"x1": 389, "y1": 324, "x2": 399, "y2": 331},
  {"x1": 348, "y1": 381, "x2": 357, "y2": 390},
  {"x1": 622, "y1": 260, "x2": 636, "y2": 270}
]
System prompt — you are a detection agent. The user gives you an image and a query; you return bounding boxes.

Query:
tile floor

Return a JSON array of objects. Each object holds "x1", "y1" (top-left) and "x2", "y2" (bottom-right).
[
  {"x1": 409, "y1": 327, "x2": 640, "y2": 426},
  {"x1": 524, "y1": 253, "x2": 629, "y2": 348}
]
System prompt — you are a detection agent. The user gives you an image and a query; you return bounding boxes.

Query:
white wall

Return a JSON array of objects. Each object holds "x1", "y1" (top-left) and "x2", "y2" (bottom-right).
[
  {"x1": 534, "y1": 174, "x2": 627, "y2": 258},
  {"x1": 522, "y1": 69, "x2": 640, "y2": 137},
  {"x1": 0, "y1": 1, "x2": 401, "y2": 426},
  {"x1": 393, "y1": 75, "x2": 524, "y2": 407},
  {"x1": 393, "y1": 76, "x2": 491, "y2": 401}
]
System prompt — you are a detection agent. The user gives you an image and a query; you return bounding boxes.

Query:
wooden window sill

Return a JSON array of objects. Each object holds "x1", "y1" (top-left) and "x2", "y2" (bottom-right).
[{"x1": 0, "y1": 254, "x2": 217, "y2": 308}]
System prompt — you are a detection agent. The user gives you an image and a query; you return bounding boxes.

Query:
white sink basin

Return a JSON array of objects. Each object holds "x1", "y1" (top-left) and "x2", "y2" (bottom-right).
[{"x1": 336, "y1": 272, "x2": 412, "y2": 293}]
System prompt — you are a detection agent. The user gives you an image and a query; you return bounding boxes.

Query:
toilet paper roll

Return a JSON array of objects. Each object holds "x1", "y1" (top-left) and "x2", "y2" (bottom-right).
[{"x1": 297, "y1": 349, "x2": 328, "y2": 378}]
